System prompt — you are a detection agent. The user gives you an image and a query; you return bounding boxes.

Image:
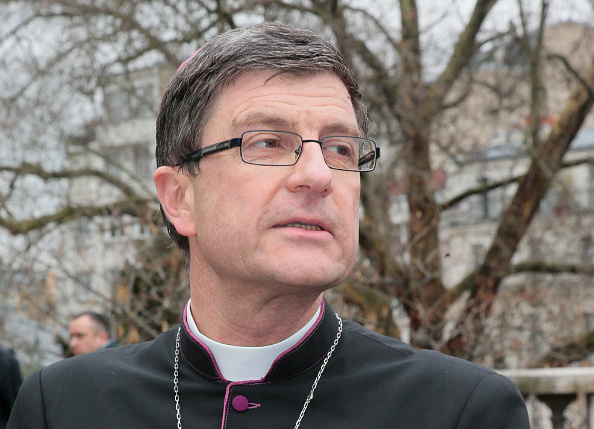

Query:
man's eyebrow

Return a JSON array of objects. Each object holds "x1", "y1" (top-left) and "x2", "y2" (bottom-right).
[
  {"x1": 230, "y1": 113, "x2": 362, "y2": 137},
  {"x1": 319, "y1": 123, "x2": 362, "y2": 138}
]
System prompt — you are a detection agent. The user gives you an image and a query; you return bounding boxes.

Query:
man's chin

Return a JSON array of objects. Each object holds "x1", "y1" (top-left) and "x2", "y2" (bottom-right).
[
  {"x1": 270, "y1": 268, "x2": 350, "y2": 291},
  {"x1": 248, "y1": 251, "x2": 355, "y2": 290}
]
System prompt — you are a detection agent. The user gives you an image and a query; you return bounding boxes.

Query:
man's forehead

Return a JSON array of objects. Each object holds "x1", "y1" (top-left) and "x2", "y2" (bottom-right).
[
  {"x1": 69, "y1": 324, "x2": 88, "y2": 334},
  {"x1": 215, "y1": 71, "x2": 359, "y2": 135}
]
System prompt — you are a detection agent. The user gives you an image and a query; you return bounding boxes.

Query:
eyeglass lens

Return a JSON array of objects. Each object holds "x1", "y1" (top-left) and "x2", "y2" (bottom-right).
[{"x1": 240, "y1": 130, "x2": 376, "y2": 171}]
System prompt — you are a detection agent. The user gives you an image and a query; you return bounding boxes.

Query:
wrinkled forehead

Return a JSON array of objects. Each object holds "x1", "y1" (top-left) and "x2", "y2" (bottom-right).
[{"x1": 208, "y1": 71, "x2": 359, "y2": 137}]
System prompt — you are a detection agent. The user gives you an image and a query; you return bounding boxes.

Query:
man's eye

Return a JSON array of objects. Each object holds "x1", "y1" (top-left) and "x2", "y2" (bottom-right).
[
  {"x1": 325, "y1": 143, "x2": 352, "y2": 157},
  {"x1": 252, "y1": 139, "x2": 281, "y2": 149}
]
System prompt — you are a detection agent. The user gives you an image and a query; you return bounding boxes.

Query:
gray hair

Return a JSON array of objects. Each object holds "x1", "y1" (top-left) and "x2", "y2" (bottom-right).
[{"x1": 156, "y1": 21, "x2": 369, "y2": 252}]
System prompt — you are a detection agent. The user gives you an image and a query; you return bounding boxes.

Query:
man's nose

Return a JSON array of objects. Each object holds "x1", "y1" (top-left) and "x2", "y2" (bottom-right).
[{"x1": 286, "y1": 142, "x2": 334, "y2": 196}]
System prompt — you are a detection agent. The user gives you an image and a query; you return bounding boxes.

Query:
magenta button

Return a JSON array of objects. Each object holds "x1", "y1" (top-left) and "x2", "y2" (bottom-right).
[{"x1": 232, "y1": 395, "x2": 249, "y2": 412}]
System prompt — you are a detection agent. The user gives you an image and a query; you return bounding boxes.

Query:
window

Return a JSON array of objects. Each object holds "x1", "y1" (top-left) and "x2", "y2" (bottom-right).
[
  {"x1": 106, "y1": 148, "x2": 124, "y2": 179},
  {"x1": 133, "y1": 145, "x2": 153, "y2": 179},
  {"x1": 105, "y1": 90, "x2": 129, "y2": 123},
  {"x1": 76, "y1": 216, "x2": 90, "y2": 236},
  {"x1": 130, "y1": 85, "x2": 154, "y2": 118},
  {"x1": 581, "y1": 236, "x2": 594, "y2": 264},
  {"x1": 471, "y1": 243, "x2": 486, "y2": 267},
  {"x1": 588, "y1": 165, "x2": 594, "y2": 211},
  {"x1": 104, "y1": 85, "x2": 155, "y2": 123},
  {"x1": 110, "y1": 217, "x2": 124, "y2": 238}
]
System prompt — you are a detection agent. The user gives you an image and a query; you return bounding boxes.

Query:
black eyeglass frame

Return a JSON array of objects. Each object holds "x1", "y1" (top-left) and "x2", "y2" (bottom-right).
[{"x1": 178, "y1": 130, "x2": 380, "y2": 172}]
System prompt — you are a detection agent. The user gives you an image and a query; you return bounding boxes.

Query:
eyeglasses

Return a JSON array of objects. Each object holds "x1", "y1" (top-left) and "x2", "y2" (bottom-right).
[{"x1": 179, "y1": 130, "x2": 380, "y2": 172}]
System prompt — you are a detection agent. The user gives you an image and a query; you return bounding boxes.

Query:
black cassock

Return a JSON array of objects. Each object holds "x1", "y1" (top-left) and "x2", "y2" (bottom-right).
[{"x1": 9, "y1": 301, "x2": 528, "y2": 429}]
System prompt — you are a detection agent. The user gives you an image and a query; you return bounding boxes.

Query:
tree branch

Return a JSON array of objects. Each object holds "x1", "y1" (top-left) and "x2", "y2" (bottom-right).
[
  {"x1": 548, "y1": 53, "x2": 594, "y2": 97},
  {"x1": 0, "y1": 162, "x2": 155, "y2": 201},
  {"x1": 0, "y1": 200, "x2": 156, "y2": 235},
  {"x1": 427, "y1": 0, "x2": 499, "y2": 117},
  {"x1": 440, "y1": 156, "x2": 594, "y2": 211}
]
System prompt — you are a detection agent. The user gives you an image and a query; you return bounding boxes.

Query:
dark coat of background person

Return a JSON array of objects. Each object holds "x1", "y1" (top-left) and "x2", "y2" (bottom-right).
[{"x1": 0, "y1": 348, "x2": 22, "y2": 429}]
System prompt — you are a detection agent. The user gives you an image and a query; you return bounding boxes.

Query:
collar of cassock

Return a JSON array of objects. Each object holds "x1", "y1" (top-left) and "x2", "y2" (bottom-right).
[{"x1": 180, "y1": 299, "x2": 340, "y2": 383}]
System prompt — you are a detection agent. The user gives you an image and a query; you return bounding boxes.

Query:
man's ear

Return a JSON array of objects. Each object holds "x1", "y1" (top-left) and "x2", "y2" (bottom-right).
[{"x1": 154, "y1": 166, "x2": 197, "y2": 237}]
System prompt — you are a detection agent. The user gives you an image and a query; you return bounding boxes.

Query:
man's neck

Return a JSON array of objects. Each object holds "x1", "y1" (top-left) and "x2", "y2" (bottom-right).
[{"x1": 189, "y1": 287, "x2": 324, "y2": 347}]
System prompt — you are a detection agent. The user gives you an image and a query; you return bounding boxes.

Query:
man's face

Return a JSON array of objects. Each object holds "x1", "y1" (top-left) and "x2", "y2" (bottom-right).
[
  {"x1": 68, "y1": 315, "x2": 107, "y2": 356},
  {"x1": 186, "y1": 72, "x2": 361, "y2": 297}
]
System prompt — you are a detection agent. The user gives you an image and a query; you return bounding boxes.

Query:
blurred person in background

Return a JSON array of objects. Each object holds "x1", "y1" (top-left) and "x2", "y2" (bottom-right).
[
  {"x1": 0, "y1": 347, "x2": 22, "y2": 429},
  {"x1": 68, "y1": 312, "x2": 116, "y2": 356}
]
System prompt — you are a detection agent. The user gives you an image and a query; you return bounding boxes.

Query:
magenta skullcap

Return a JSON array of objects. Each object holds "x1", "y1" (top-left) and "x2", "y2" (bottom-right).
[{"x1": 177, "y1": 48, "x2": 201, "y2": 71}]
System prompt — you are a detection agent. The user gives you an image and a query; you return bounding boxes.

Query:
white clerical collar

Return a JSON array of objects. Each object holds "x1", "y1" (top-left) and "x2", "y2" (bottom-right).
[{"x1": 186, "y1": 300, "x2": 321, "y2": 382}]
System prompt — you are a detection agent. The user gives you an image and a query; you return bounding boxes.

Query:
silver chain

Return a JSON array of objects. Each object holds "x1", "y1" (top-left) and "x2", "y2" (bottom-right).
[
  {"x1": 174, "y1": 327, "x2": 182, "y2": 429},
  {"x1": 293, "y1": 312, "x2": 342, "y2": 429},
  {"x1": 173, "y1": 312, "x2": 342, "y2": 429}
]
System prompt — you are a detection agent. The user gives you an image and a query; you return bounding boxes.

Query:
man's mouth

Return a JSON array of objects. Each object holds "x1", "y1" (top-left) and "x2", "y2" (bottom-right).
[{"x1": 282, "y1": 222, "x2": 324, "y2": 231}]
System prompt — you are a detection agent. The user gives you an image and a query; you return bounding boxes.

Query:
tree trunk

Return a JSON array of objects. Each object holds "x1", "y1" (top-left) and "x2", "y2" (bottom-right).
[{"x1": 446, "y1": 59, "x2": 594, "y2": 357}]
